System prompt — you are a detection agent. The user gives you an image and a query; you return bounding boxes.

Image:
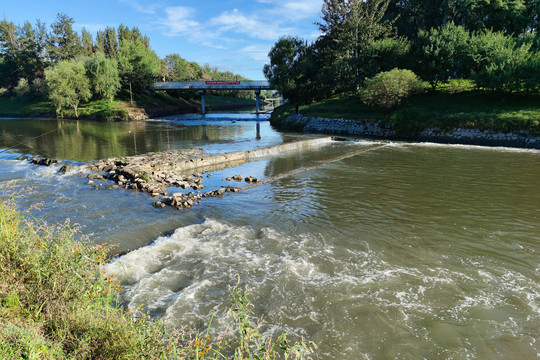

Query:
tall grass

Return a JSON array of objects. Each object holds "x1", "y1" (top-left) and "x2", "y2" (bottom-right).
[{"x1": 0, "y1": 197, "x2": 315, "y2": 359}]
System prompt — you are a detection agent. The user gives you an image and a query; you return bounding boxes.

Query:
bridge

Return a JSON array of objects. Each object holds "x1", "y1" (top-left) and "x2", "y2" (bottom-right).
[{"x1": 154, "y1": 81, "x2": 272, "y2": 115}]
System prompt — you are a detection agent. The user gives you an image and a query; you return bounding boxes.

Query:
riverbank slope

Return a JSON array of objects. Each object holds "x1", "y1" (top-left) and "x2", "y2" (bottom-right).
[
  {"x1": 270, "y1": 91, "x2": 540, "y2": 148},
  {"x1": 0, "y1": 91, "x2": 257, "y2": 120}
]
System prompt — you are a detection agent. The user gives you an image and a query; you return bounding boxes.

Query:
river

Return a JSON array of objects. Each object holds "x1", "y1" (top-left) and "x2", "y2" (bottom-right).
[{"x1": 0, "y1": 114, "x2": 538, "y2": 359}]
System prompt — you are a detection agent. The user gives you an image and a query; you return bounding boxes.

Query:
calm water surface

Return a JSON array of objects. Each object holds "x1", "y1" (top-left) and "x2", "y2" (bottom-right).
[{"x1": 1, "y1": 115, "x2": 538, "y2": 359}]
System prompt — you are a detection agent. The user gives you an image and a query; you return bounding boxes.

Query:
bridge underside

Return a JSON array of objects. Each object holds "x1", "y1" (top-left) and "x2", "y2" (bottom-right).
[{"x1": 154, "y1": 81, "x2": 273, "y2": 115}]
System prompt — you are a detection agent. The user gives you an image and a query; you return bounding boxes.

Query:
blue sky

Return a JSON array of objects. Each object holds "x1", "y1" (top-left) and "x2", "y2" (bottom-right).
[{"x1": 2, "y1": 0, "x2": 324, "y2": 79}]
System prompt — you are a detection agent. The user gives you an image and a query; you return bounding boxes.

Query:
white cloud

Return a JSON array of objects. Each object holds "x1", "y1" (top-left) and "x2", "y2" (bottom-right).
[
  {"x1": 258, "y1": 0, "x2": 322, "y2": 20},
  {"x1": 210, "y1": 10, "x2": 287, "y2": 41},
  {"x1": 159, "y1": 7, "x2": 229, "y2": 49},
  {"x1": 119, "y1": 0, "x2": 162, "y2": 14},
  {"x1": 161, "y1": 6, "x2": 200, "y2": 34},
  {"x1": 240, "y1": 45, "x2": 270, "y2": 61}
]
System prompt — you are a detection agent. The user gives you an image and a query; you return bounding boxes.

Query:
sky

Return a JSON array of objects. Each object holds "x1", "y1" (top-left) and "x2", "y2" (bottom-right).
[{"x1": 1, "y1": 0, "x2": 325, "y2": 79}]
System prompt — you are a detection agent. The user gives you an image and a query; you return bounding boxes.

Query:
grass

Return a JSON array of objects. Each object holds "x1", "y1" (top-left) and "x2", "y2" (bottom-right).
[
  {"x1": 0, "y1": 89, "x2": 257, "y2": 121},
  {"x1": 0, "y1": 94, "x2": 55, "y2": 118},
  {"x1": 0, "y1": 196, "x2": 315, "y2": 359},
  {"x1": 271, "y1": 85, "x2": 540, "y2": 136}
]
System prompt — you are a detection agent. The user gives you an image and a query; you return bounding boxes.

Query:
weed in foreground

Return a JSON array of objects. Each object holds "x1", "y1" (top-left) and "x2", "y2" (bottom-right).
[{"x1": 0, "y1": 196, "x2": 316, "y2": 359}]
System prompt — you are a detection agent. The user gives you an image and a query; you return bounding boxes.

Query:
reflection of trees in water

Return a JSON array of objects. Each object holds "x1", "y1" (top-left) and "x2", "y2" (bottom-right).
[{"x1": 0, "y1": 119, "x2": 257, "y2": 161}]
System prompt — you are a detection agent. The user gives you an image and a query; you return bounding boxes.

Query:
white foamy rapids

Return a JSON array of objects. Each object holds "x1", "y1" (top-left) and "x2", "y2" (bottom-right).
[
  {"x1": 411, "y1": 141, "x2": 540, "y2": 154},
  {"x1": 106, "y1": 219, "x2": 540, "y2": 358}
]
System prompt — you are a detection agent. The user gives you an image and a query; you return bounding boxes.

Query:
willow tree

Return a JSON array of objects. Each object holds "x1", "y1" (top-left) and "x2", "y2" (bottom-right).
[{"x1": 46, "y1": 58, "x2": 91, "y2": 118}]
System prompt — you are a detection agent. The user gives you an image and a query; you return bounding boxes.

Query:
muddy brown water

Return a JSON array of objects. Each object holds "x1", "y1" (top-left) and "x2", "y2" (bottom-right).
[{"x1": 1, "y1": 115, "x2": 539, "y2": 359}]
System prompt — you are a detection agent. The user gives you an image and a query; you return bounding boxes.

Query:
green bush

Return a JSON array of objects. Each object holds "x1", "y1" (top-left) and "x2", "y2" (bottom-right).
[
  {"x1": 414, "y1": 23, "x2": 471, "y2": 88},
  {"x1": 357, "y1": 37, "x2": 411, "y2": 79},
  {"x1": 13, "y1": 78, "x2": 30, "y2": 97},
  {"x1": 470, "y1": 30, "x2": 532, "y2": 92},
  {"x1": 361, "y1": 68, "x2": 423, "y2": 111}
]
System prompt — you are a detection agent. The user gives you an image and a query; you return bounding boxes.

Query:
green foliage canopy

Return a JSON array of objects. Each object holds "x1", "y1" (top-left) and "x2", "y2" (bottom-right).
[{"x1": 45, "y1": 58, "x2": 91, "y2": 117}]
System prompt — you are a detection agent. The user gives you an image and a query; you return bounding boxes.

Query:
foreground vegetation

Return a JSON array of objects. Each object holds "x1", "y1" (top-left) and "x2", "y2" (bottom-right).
[
  {"x1": 271, "y1": 84, "x2": 540, "y2": 136},
  {"x1": 0, "y1": 197, "x2": 314, "y2": 359}
]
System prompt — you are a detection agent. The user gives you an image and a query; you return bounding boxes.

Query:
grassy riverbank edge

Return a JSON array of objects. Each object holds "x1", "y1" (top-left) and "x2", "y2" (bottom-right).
[
  {"x1": 270, "y1": 92, "x2": 540, "y2": 136},
  {"x1": 0, "y1": 198, "x2": 314, "y2": 359},
  {"x1": 0, "y1": 92, "x2": 257, "y2": 121}
]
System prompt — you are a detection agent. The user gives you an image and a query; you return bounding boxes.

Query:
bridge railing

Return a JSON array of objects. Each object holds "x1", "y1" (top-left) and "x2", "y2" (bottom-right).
[{"x1": 154, "y1": 80, "x2": 271, "y2": 91}]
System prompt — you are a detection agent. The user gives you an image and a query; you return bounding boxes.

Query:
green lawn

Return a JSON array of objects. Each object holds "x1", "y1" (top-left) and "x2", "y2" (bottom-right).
[{"x1": 0, "y1": 94, "x2": 55, "y2": 117}]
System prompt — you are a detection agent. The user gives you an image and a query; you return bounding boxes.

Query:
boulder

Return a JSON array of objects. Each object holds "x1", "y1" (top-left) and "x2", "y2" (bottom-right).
[
  {"x1": 58, "y1": 164, "x2": 71, "y2": 174},
  {"x1": 245, "y1": 176, "x2": 259, "y2": 183}
]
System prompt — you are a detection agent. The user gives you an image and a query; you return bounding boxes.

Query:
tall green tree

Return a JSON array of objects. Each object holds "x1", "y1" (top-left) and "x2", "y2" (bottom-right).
[
  {"x1": 414, "y1": 23, "x2": 470, "y2": 89},
  {"x1": 81, "y1": 28, "x2": 94, "y2": 56},
  {"x1": 317, "y1": 0, "x2": 393, "y2": 57},
  {"x1": 264, "y1": 36, "x2": 315, "y2": 110},
  {"x1": 84, "y1": 52, "x2": 120, "y2": 101},
  {"x1": 48, "y1": 13, "x2": 82, "y2": 62},
  {"x1": 0, "y1": 19, "x2": 48, "y2": 88},
  {"x1": 96, "y1": 27, "x2": 118, "y2": 58},
  {"x1": 117, "y1": 39, "x2": 160, "y2": 103},
  {"x1": 316, "y1": 0, "x2": 394, "y2": 90},
  {"x1": 45, "y1": 58, "x2": 91, "y2": 118}
]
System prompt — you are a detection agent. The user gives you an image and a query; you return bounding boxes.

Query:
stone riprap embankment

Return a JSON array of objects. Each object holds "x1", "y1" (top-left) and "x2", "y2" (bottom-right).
[
  {"x1": 303, "y1": 117, "x2": 396, "y2": 138},
  {"x1": 298, "y1": 115, "x2": 540, "y2": 148}
]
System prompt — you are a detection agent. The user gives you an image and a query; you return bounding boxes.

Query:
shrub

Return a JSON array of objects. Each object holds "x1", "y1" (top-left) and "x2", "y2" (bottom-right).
[
  {"x1": 414, "y1": 23, "x2": 471, "y2": 88},
  {"x1": 357, "y1": 37, "x2": 412, "y2": 79},
  {"x1": 13, "y1": 78, "x2": 30, "y2": 97},
  {"x1": 470, "y1": 30, "x2": 532, "y2": 92},
  {"x1": 361, "y1": 68, "x2": 423, "y2": 110},
  {"x1": 30, "y1": 78, "x2": 47, "y2": 95}
]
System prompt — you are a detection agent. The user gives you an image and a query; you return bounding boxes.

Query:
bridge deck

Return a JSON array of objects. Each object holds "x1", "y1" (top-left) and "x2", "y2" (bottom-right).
[{"x1": 154, "y1": 80, "x2": 271, "y2": 91}]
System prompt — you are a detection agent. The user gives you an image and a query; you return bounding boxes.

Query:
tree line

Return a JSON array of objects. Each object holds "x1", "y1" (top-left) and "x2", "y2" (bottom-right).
[
  {"x1": 0, "y1": 14, "x2": 252, "y2": 117},
  {"x1": 264, "y1": 0, "x2": 540, "y2": 108}
]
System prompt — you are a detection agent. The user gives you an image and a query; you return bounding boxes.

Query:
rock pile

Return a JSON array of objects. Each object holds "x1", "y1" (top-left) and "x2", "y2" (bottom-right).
[{"x1": 29, "y1": 156, "x2": 58, "y2": 166}]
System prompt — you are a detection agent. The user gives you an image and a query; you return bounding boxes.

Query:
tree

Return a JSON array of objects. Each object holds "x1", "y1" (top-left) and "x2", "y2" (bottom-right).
[
  {"x1": 470, "y1": 30, "x2": 532, "y2": 92},
  {"x1": 85, "y1": 52, "x2": 120, "y2": 100},
  {"x1": 315, "y1": 0, "x2": 394, "y2": 90},
  {"x1": 317, "y1": 0, "x2": 393, "y2": 57},
  {"x1": 164, "y1": 53, "x2": 197, "y2": 81},
  {"x1": 48, "y1": 13, "x2": 82, "y2": 62},
  {"x1": 356, "y1": 37, "x2": 411, "y2": 80},
  {"x1": 0, "y1": 19, "x2": 48, "y2": 88},
  {"x1": 81, "y1": 28, "x2": 94, "y2": 56},
  {"x1": 96, "y1": 27, "x2": 118, "y2": 58},
  {"x1": 45, "y1": 58, "x2": 91, "y2": 118},
  {"x1": 117, "y1": 39, "x2": 160, "y2": 103},
  {"x1": 264, "y1": 36, "x2": 316, "y2": 111},
  {"x1": 414, "y1": 23, "x2": 470, "y2": 89}
]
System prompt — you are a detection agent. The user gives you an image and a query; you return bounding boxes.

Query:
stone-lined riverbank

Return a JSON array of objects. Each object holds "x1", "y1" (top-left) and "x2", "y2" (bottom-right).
[{"x1": 298, "y1": 116, "x2": 540, "y2": 148}]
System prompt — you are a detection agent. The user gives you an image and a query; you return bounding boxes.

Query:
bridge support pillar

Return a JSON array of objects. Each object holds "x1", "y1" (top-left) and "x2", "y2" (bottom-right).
[
  {"x1": 199, "y1": 90, "x2": 207, "y2": 115},
  {"x1": 254, "y1": 89, "x2": 261, "y2": 114}
]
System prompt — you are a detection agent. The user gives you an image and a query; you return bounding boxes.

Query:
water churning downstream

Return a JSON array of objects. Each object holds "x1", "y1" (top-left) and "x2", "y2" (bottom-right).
[{"x1": 1, "y1": 115, "x2": 539, "y2": 359}]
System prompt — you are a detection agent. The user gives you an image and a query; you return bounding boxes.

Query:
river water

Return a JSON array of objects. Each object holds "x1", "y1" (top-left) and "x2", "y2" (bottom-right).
[{"x1": 0, "y1": 115, "x2": 539, "y2": 359}]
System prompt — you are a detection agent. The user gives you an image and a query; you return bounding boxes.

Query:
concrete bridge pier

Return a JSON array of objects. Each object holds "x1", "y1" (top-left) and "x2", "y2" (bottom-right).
[
  {"x1": 199, "y1": 90, "x2": 207, "y2": 115},
  {"x1": 254, "y1": 89, "x2": 261, "y2": 114}
]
